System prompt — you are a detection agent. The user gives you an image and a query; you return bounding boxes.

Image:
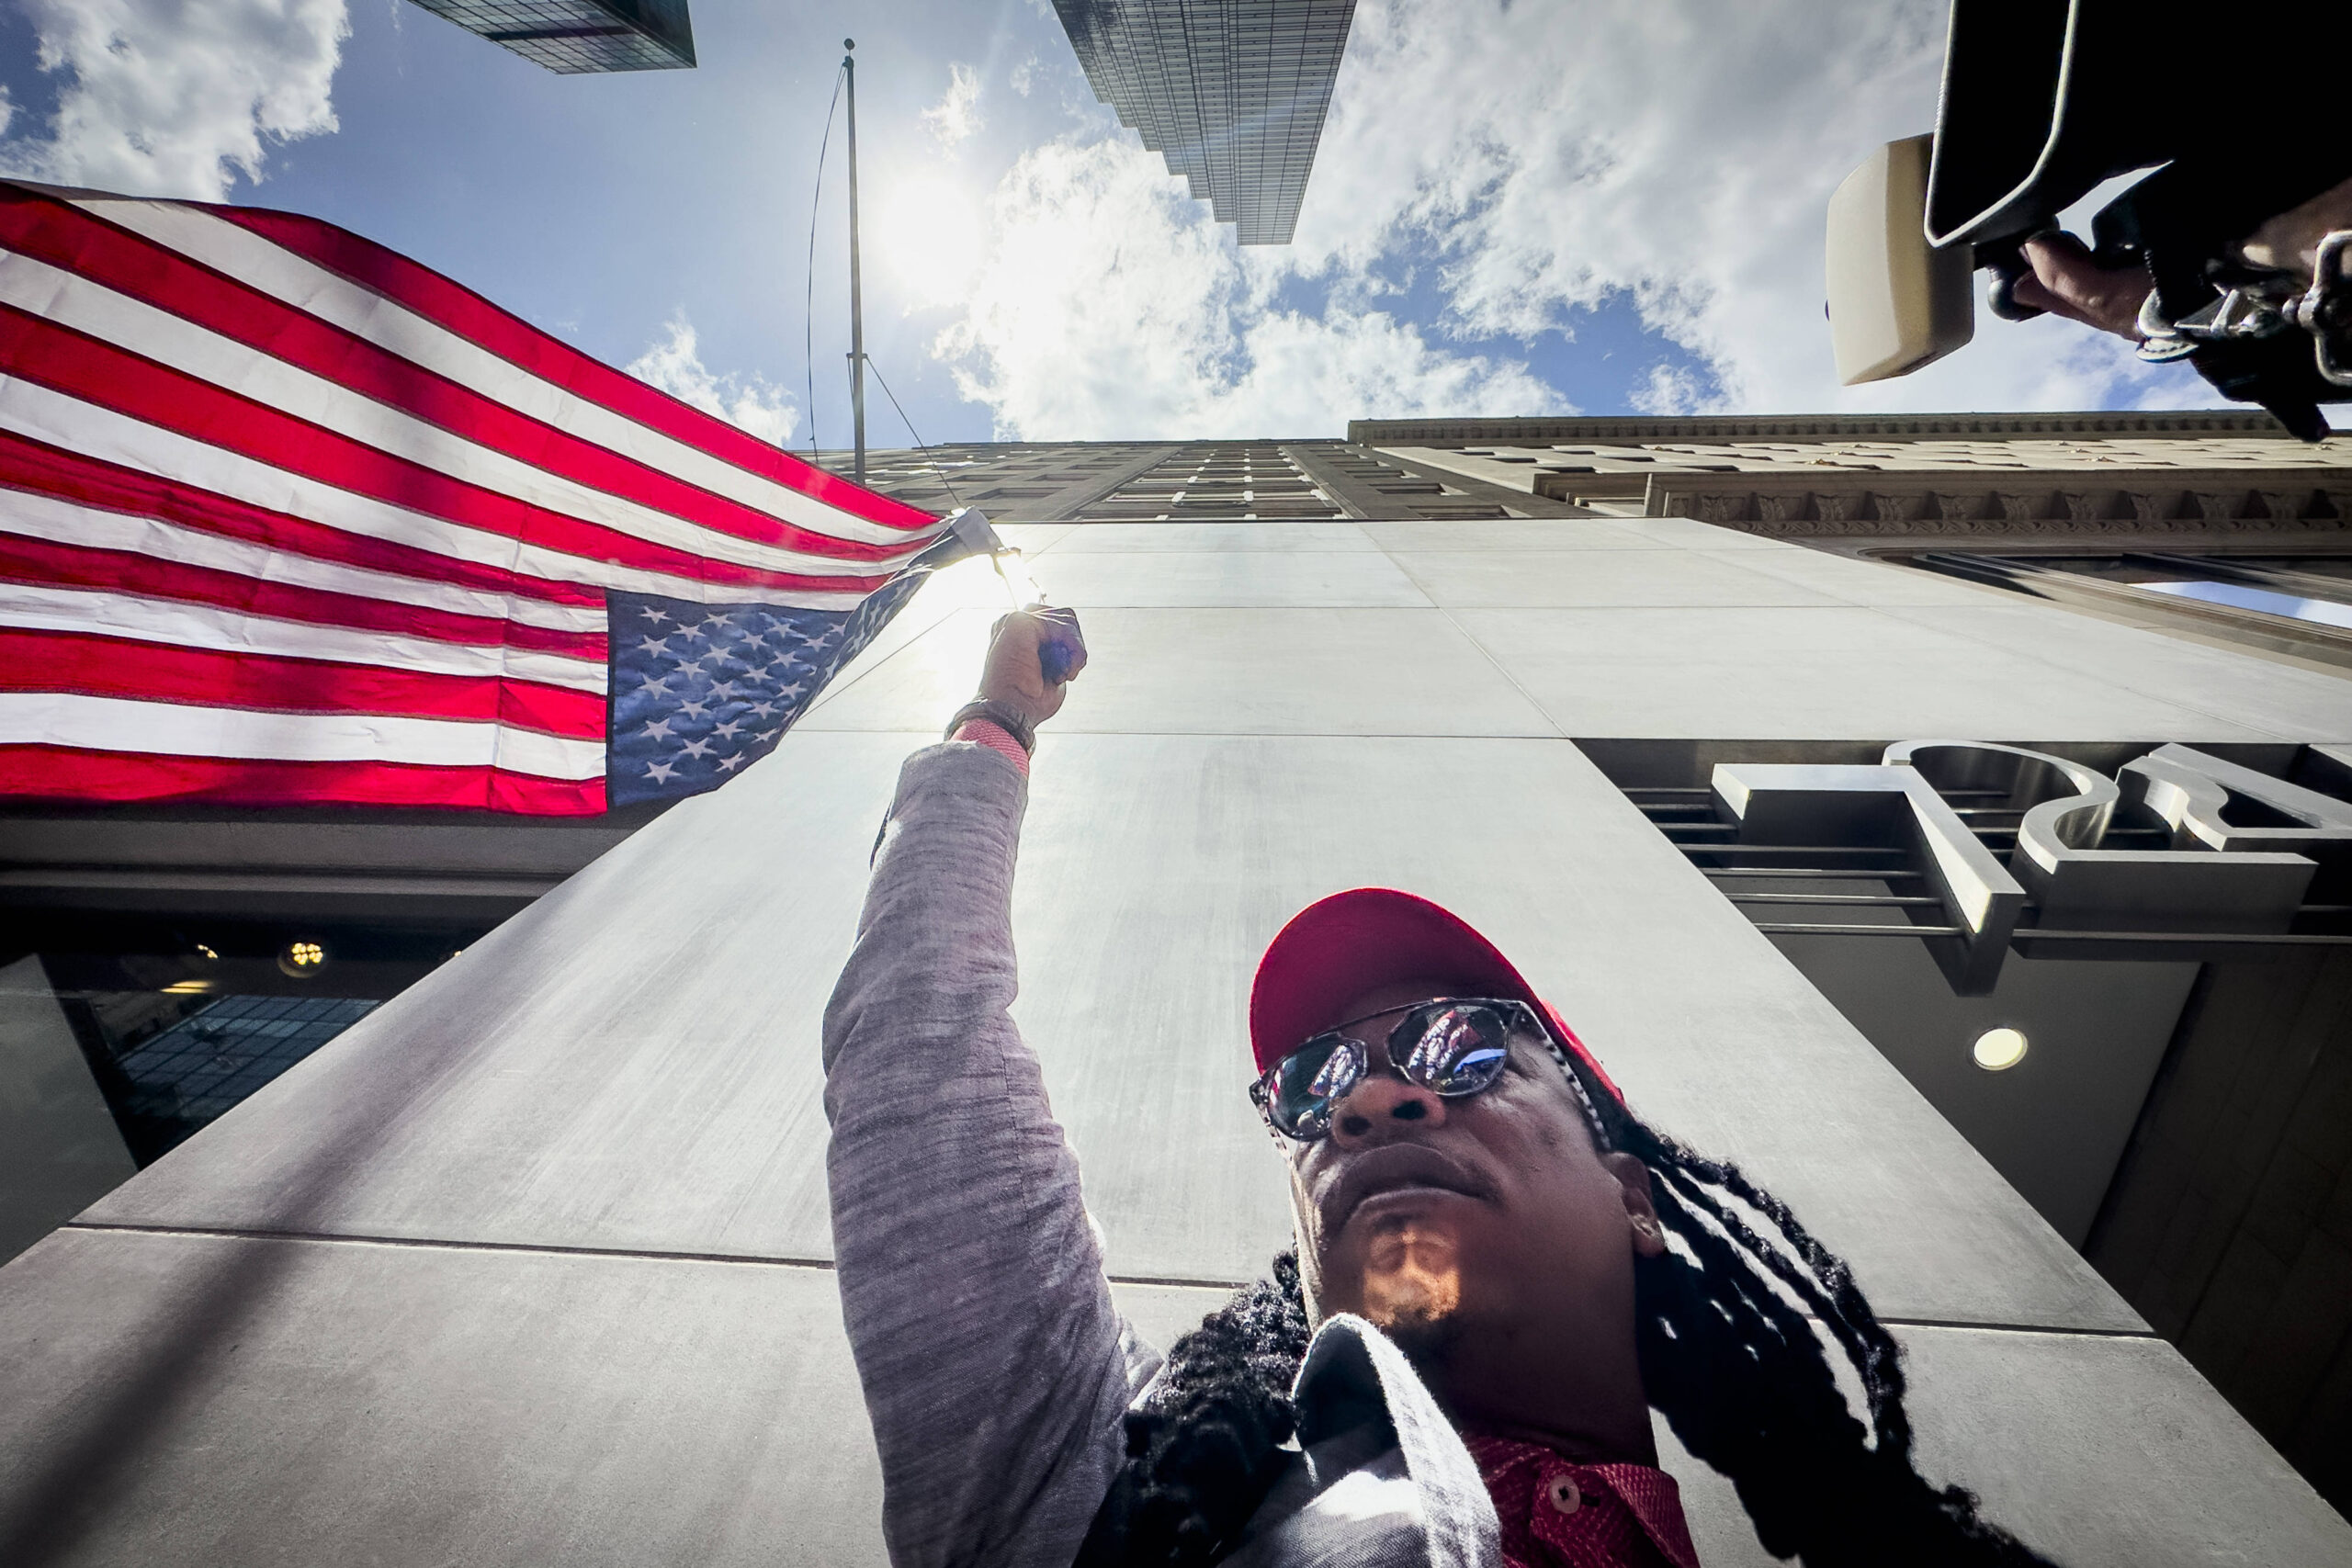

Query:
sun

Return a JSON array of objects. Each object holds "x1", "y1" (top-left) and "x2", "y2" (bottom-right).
[{"x1": 871, "y1": 176, "x2": 982, "y2": 309}]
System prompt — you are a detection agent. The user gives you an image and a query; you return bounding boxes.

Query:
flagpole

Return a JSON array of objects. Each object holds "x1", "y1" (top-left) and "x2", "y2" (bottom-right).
[{"x1": 843, "y1": 38, "x2": 867, "y2": 487}]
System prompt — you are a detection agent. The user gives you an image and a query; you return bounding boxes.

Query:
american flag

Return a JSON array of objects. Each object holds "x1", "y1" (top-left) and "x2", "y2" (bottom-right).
[{"x1": 0, "y1": 178, "x2": 965, "y2": 816}]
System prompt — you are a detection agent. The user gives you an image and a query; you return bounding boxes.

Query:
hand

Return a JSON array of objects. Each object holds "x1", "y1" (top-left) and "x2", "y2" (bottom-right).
[
  {"x1": 976, "y1": 607, "x2": 1086, "y2": 729},
  {"x1": 2010, "y1": 232, "x2": 2151, "y2": 341},
  {"x1": 2235, "y1": 175, "x2": 2352, "y2": 282}
]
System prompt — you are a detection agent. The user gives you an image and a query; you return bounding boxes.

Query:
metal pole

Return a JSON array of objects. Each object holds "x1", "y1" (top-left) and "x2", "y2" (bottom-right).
[{"x1": 843, "y1": 38, "x2": 866, "y2": 486}]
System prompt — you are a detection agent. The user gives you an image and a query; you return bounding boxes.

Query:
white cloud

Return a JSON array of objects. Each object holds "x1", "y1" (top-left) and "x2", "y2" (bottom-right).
[
  {"x1": 1294, "y1": 0, "x2": 2216, "y2": 415},
  {"x1": 927, "y1": 0, "x2": 2221, "y2": 438},
  {"x1": 922, "y1": 62, "x2": 985, "y2": 150},
  {"x1": 628, "y1": 313, "x2": 802, "y2": 447},
  {"x1": 1010, "y1": 55, "x2": 1040, "y2": 98},
  {"x1": 0, "y1": 0, "x2": 349, "y2": 200},
  {"x1": 936, "y1": 138, "x2": 1561, "y2": 438},
  {"x1": 1630, "y1": 363, "x2": 1707, "y2": 417}
]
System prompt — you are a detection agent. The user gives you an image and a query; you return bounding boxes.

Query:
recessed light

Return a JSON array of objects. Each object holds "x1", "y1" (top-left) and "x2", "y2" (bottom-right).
[
  {"x1": 1973, "y1": 1027, "x2": 2029, "y2": 1071},
  {"x1": 278, "y1": 940, "x2": 328, "y2": 978}
]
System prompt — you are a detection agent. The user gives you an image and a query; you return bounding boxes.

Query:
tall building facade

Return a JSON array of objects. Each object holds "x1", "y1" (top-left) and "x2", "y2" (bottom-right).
[
  {"x1": 1350, "y1": 410, "x2": 2352, "y2": 672},
  {"x1": 1050, "y1": 0, "x2": 1355, "y2": 243},
  {"x1": 2, "y1": 412, "x2": 2349, "y2": 1565},
  {"x1": 406, "y1": 0, "x2": 695, "y2": 73}
]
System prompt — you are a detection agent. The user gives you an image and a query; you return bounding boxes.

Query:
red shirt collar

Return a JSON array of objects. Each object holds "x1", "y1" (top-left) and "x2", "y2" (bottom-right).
[{"x1": 1460, "y1": 1430, "x2": 1703, "y2": 1568}]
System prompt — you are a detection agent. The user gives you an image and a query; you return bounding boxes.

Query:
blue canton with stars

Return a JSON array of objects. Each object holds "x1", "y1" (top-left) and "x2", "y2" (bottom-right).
[{"x1": 605, "y1": 539, "x2": 959, "y2": 807}]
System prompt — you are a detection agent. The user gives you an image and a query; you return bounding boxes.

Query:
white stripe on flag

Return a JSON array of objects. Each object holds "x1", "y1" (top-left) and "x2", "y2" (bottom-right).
[
  {"x1": 0, "y1": 690, "x2": 606, "y2": 778},
  {"x1": 0, "y1": 485, "x2": 606, "y2": 632},
  {"x1": 0, "y1": 252, "x2": 902, "y2": 580},
  {"x1": 0, "y1": 378, "x2": 894, "y2": 604},
  {"x1": 72, "y1": 197, "x2": 917, "y2": 547},
  {"x1": 0, "y1": 580, "x2": 609, "y2": 694}
]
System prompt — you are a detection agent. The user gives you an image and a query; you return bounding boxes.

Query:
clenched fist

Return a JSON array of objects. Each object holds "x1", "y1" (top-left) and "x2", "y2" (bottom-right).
[{"x1": 977, "y1": 607, "x2": 1088, "y2": 729}]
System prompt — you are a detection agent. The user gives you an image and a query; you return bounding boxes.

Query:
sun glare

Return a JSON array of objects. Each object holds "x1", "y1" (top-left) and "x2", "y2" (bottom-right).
[{"x1": 874, "y1": 177, "x2": 981, "y2": 307}]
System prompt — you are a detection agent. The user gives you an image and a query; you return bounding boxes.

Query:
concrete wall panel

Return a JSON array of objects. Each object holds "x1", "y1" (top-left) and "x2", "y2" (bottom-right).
[
  {"x1": 76, "y1": 731, "x2": 928, "y2": 1263},
  {"x1": 4, "y1": 1231, "x2": 2339, "y2": 1568},
  {"x1": 1463, "y1": 606, "x2": 2284, "y2": 740},
  {"x1": 1021, "y1": 549, "x2": 1433, "y2": 607},
  {"x1": 1034, "y1": 522, "x2": 1377, "y2": 553},
  {"x1": 1689, "y1": 545, "x2": 2011, "y2": 607},
  {"x1": 1388, "y1": 549, "x2": 1849, "y2": 608},
  {"x1": 0, "y1": 1228, "x2": 885, "y2": 1567},
  {"x1": 1882, "y1": 601, "x2": 2352, "y2": 742},
  {"x1": 1360, "y1": 519, "x2": 1670, "y2": 552},
  {"x1": 1668, "y1": 1324, "x2": 2352, "y2": 1568},
  {"x1": 804, "y1": 606, "x2": 1565, "y2": 738}
]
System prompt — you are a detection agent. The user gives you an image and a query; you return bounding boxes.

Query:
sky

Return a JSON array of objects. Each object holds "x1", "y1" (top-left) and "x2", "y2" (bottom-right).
[{"x1": 0, "y1": 0, "x2": 2224, "y2": 450}]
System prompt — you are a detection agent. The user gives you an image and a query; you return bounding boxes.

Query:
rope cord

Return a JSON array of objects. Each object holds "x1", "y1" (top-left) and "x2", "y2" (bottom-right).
[
  {"x1": 803, "y1": 63, "x2": 845, "y2": 463},
  {"x1": 864, "y1": 354, "x2": 966, "y2": 510}
]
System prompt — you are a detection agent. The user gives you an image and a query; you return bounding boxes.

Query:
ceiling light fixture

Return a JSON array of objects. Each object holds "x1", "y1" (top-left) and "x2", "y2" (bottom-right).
[
  {"x1": 278, "y1": 940, "x2": 328, "y2": 978},
  {"x1": 1973, "y1": 1026, "x2": 2029, "y2": 1071}
]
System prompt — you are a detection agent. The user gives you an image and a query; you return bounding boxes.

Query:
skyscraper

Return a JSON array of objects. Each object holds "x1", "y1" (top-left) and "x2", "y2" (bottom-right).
[
  {"x1": 406, "y1": 0, "x2": 696, "y2": 73},
  {"x1": 1052, "y1": 0, "x2": 1355, "y2": 244}
]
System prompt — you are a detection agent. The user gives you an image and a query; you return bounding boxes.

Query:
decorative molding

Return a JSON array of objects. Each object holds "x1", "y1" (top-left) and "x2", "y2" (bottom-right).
[
  {"x1": 1644, "y1": 468, "x2": 2352, "y2": 541},
  {"x1": 1348, "y1": 410, "x2": 2306, "y2": 446},
  {"x1": 1915, "y1": 556, "x2": 2352, "y2": 670}
]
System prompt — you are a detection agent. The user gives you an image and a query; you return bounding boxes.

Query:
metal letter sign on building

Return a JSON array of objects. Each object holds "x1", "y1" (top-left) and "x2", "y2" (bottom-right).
[
  {"x1": 1711, "y1": 742, "x2": 2352, "y2": 994},
  {"x1": 1050, "y1": 0, "x2": 1356, "y2": 244}
]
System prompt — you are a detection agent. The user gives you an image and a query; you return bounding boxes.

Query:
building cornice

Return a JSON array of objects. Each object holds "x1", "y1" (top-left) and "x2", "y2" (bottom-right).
[
  {"x1": 1629, "y1": 466, "x2": 2352, "y2": 539},
  {"x1": 1348, "y1": 411, "x2": 2299, "y2": 445}
]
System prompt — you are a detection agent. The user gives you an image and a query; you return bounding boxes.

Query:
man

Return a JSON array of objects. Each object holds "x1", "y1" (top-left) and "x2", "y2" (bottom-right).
[{"x1": 823, "y1": 612, "x2": 2055, "y2": 1567}]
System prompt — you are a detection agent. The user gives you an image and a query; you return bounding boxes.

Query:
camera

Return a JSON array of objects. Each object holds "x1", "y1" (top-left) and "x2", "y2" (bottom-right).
[{"x1": 1825, "y1": 0, "x2": 2351, "y2": 440}]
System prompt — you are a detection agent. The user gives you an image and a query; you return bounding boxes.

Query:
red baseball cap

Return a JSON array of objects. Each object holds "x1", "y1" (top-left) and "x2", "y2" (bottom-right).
[{"x1": 1249, "y1": 887, "x2": 1621, "y2": 1103}]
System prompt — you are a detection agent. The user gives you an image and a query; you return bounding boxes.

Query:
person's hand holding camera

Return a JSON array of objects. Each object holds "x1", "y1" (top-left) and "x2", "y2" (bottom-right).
[
  {"x1": 2011, "y1": 232, "x2": 2151, "y2": 340},
  {"x1": 2012, "y1": 175, "x2": 2352, "y2": 345}
]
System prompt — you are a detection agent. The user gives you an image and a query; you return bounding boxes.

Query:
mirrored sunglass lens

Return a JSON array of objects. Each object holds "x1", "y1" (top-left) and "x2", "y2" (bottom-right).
[
  {"x1": 1401, "y1": 1005, "x2": 1511, "y2": 1095},
  {"x1": 1271, "y1": 1035, "x2": 1356, "y2": 1134}
]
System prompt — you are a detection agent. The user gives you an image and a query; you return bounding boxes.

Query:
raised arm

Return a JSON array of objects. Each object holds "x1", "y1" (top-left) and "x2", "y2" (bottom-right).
[{"x1": 823, "y1": 610, "x2": 1146, "y2": 1568}]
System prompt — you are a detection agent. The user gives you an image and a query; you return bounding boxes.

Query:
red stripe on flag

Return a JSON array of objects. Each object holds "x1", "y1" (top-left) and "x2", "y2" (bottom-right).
[
  {"x1": 0, "y1": 189, "x2": 926, "y2": 558},
  {"x1": 0, "y1": 427, "x2": 602, "y2": 609},
  {"x1": 204, "y1": 201, "x2": 940, "y2": 535},
  {"x1": 0, "y1": 627, "x2": 606, "y2": 737},
  {"x1": 0, "y1": 744, "x2": 605, "y2": 813},
  {"x1": 0, "y1": 305, "x2": 917, "y2": 589},
  {"x1": 0, "y1": 527, "x2": 609, "y2": 662}
]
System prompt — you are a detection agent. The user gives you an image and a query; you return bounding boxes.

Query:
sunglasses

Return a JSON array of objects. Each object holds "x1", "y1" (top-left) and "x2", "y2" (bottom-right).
[{"x1": 1249, "y1": 997, "x2": 1558, "y2": 1143}]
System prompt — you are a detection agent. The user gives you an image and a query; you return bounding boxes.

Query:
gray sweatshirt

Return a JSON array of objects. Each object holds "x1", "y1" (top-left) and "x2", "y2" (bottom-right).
[{"x1": 824, "y1": 741, "x2": 1507, "y2": 1568}]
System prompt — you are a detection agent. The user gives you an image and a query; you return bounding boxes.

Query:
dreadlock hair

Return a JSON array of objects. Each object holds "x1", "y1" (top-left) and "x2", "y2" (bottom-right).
[{"x1": 1074, "y1": 1056, "x2": 2062, "y2": 1568}]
